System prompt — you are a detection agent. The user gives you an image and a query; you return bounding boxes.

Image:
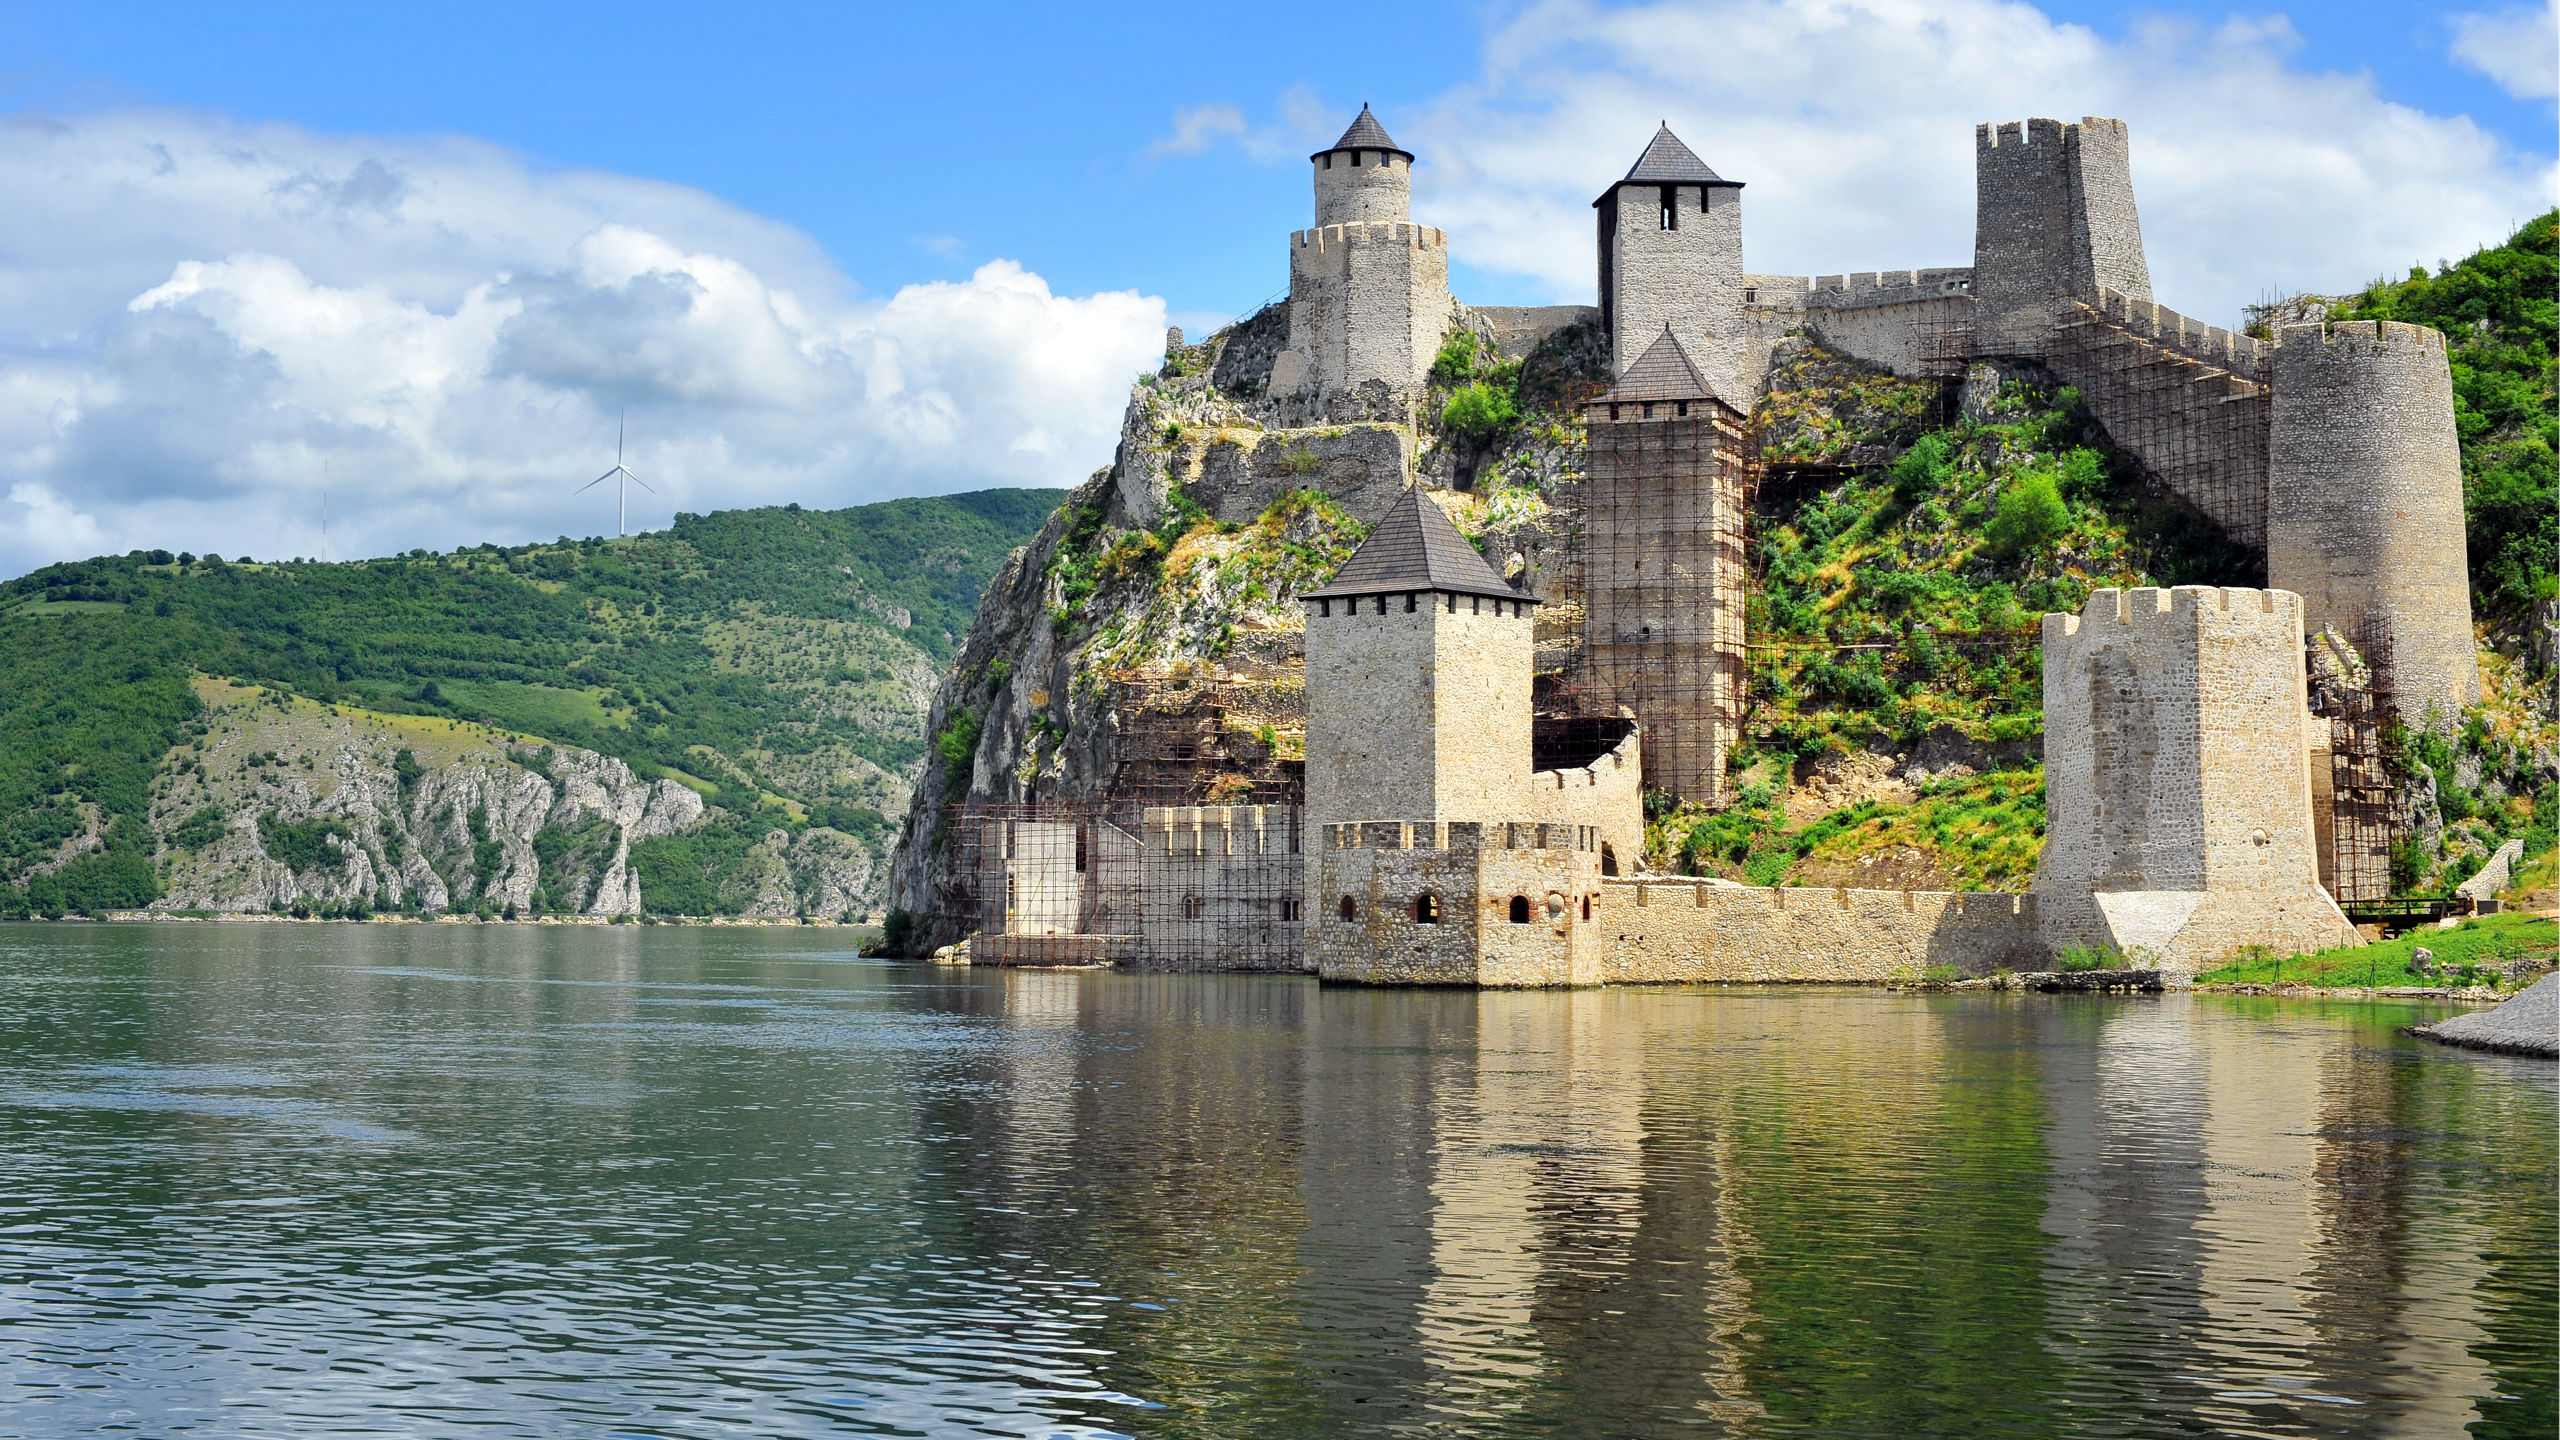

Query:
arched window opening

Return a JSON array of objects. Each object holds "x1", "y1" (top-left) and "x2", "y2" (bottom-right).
[
  {"x1": 1659, "y1": 183, "x2": 1677, "y2": 230},
  {"x1": 1581, "y1": 895, "x2": 1592, "y2": 921},
  {"x1": 1414, "y1": 893, "x2": 1440, "y2": 924},
  {"x1": 1508, "y1": 895, "x2": 1531, "y2": 925},
  {"x1": 1182, "y1": 894, "x2": 1204, "y2": 919},
  {"x1": 1281, "y1": 897, "x2": 1302, "y2": 922},
  {"x1": 1339, "y1": 895, "x2": 1358, "y2": 922},
  {"x1": 1601, "y1": 843, "x2": 1619, "y2": 877}
]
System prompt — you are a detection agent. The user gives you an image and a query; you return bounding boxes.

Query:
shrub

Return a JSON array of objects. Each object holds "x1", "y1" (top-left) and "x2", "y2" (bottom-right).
[
  {"x1": 1984, "y1": 470, "x2": 2067, "y2": 557},
  {"x1": 2053, "y1": 943, "x2": 2121, "y2": 973},
  {"x1": 1441, "y1": 382, "x2": 1521, "y2": 446}
]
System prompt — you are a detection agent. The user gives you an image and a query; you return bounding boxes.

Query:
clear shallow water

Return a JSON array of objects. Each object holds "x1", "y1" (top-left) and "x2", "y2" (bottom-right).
[{"x1": 0, "y1": 923, "x2": 2550, "y2": 1440}]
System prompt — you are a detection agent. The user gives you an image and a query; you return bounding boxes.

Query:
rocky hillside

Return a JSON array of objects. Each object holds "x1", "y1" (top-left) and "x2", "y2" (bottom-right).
[{"x1": 0, "y1": 493, "x2": 1057, "y2": 920}]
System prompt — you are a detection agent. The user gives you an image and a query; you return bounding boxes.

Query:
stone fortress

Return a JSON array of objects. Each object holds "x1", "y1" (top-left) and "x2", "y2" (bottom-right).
[{"x1": 946, "y1": 104, "x2": 2479, "y2": 983}]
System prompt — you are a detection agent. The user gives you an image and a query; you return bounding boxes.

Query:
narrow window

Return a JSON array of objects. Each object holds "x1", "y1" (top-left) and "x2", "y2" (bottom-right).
[
  {"x1": 1677, "y1": 401, "x2": 1689, "y2": 417},
  {"x1": 1339, "y1": 895, "x2": 1358, "y2": 922},
  {"x1": 1376, "y1": 596, "x2": 1388, "y2": 615},
  {"x1": 1472, "y1": 596, "x2": 1481, "y2": 614},
  {"x1": 1508, "y1": 895, "x2": 1531, "y2": 925},
  {"x1": 1405, "y1": 593, "x2": 1417, "y2": 613},
  {"x1": 1642, "y1": 402, "x2": 1653, "y2": 419},
  {"x1": 1282, "y1": 897, "x2": 1302, "y2": 922},
  {"x1": 1660, "y1": 184, "x2": 1676, "y2": 230},
  {"x1": 1075, "y1": 825, "x2": 1087, "y2": 874},
  {"x1": 1601, "y1": 843, "x2": 1619, "y2": 877},
  {"x1": 1351, "y1": 150, "x2": 1362, "y2": 167},
  {"x1": 1183, "y1": 894, "x2": 1204, "y2": 919},
  {"x1": 1003, "y1": 821, "x2": 1015, "y2": 861},
  {"x1": 1319, "y1": 598, "x2": 1331, "y2": 618},
  {"x1": 1581, "y1": 895, "x2": 1592, "y2": 921},
  {"x1": 1447, "y1": 594, "x2": 1457, "y2": 613},
  {"x1": 1609, "y1": 403, "x2": 1621, "y2": 421},
  {"x1": 1415, "y1": 893, "x2": 1440, "y2": 924},
  {"x1": 1698, "y1": 186, "x2": 1709, "y2": 215},
  {"x1": 1324, "y1": 154, "x2": 1333, "y2": 169}
]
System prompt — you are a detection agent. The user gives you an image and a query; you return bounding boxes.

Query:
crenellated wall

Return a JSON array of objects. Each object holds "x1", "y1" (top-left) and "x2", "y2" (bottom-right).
[
  {"x1": 1308, "y1": 819, "x2": 1605, "y2": 986},
  {"x1": 1598, "y1": 880, "x2": 2041, "y2": 982}
]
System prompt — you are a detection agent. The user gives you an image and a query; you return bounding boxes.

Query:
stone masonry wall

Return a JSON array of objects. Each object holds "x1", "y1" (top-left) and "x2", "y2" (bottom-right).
[
  {"x1": 1972, "y1": 117, "x2": 2151, "y2": 357},
  {"x1": 1530, "y1": 725, "x2": 1646, "y2": 878},
  {"x1": 2032, "y1": 586, "x2": 2357, "y2": 967},
  {"x1": 1604, "y1": 183, "x2": 1746, "y2": 398},
  {"x1": 1310, "y1": 820, "x2": 1603, "y2": 986},
  {"x1": 2268, "y1": 320, "x2": 2481, "y2": 722},
  {"x1": 1597, "y1": 880, "x2": 2041, "y2": 982},
  {"x1": 1303, "y1": 594, "x2": 1535, "y2": 826},
  {"x1": 1276, "y1": 223, "x2": 1453, "y2": 399}
]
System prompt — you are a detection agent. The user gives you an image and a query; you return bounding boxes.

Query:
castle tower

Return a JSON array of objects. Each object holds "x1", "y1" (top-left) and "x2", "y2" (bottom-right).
[
  {"x1": 2267, "y1": 320, "x2": 2481, "y2": 723},
  {"x1": 2030, "y1": 586, "x2": 2358, "y2": 971},
  {"x1": 1302, "y1": 487, "x2": 1606, "y2": 987},
  {"x1": 1971, "y1": 116, "x2": 2151, "y2": 356},
  {"x1": 1269, "y1": 106, "x2": 1455, "y2": 404},
  {"x1": 1302, "y1": 486, "x2": 1536, "y2": 823},
  {"x1": 1579, "y1": 327, "x2": 1748, "y2": 804},
  {"x1": 1595, "y1": 124, "x2": 1746, "y2": 400}
]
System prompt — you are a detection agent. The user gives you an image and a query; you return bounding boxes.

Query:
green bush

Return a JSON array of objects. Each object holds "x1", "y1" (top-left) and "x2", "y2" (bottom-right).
[
  {"x1": 1441, "y1": 382, "x2": 1521, "y2": 445},
  {"x1": 258, "y1": 814, "x2": 355, "y2": 872},
  {"x1": 1984, "y1": 470, "x2": 2067, "y2": 557}
]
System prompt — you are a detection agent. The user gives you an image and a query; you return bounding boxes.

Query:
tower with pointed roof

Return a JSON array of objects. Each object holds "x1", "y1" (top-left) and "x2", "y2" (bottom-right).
[
  {"x1": 1268, "y1": 106, "x2": 1456, "y2": 408},
  {"x1": 1581, "y1": 328, "x2": 1749, "y2": 804},
  {"x1": 1300, "y1": 486, "x2": 1626, "y2": 985},
  {"x1": 1595, "y1": 123, "x2": 1746, "y2": 401}
]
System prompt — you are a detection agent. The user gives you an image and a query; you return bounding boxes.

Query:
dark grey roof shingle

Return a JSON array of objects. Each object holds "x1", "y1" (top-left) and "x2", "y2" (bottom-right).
[
  {"x1": 1304, "y1": 486, "x2": 1525, "y2": 602},
  {"x1": 1604, "y1": 327, "x2": 1714, "y2": 402},
  {"x1": 1313, "y1": 104, "x2": 1412, "y2": 160},
  {"x1": 1607, "y1": 123, "x2": 1735, "y2": 189}
]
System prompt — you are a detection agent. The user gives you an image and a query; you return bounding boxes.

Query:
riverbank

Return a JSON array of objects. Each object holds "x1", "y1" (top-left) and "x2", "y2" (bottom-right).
[
  {"x1": 2411, "y1": 971, "x2": 2560, "y2": 1057},
  {"x1": 73, "y1": 910, "x2": 880, "y2": 929},
  {"x1": 2190, "y1": 910, "x2": 2555, "y2": 993}
]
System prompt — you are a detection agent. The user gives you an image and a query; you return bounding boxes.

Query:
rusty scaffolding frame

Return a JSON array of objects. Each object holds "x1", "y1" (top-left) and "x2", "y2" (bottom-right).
[
  {"x1": 944, "y1": 800, "x2": 1307, "y2": 970},
  {"x1": 2041, "y1": 300, "x2": 2270, "y2": 550},
  {"x1": 2312, "y1": 623, "x2": 2400, "y2": 907}
]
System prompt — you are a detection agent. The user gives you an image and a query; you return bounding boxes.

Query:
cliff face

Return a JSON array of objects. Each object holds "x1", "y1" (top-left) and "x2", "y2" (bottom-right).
[
  {"x1": 882, "y1": 305, "x2": 1609, "y2": 948},
  {"x1": 144, "y1": 678, "x2": 870, "y2": 918}
]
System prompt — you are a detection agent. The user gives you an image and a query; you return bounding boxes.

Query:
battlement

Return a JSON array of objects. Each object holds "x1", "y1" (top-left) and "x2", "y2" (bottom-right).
[
  {"x1": 1977, "y1": 117, "x2": 2075, "y2": 150},
  {"x1": 1138, "y1": 804, "x2": 1301, "y2": 856},
  {"x1": 2089, "y1": 287, "x2": 2266, "y2": 373},
  {"x1": 2045, "y1": 585, "x2": 2302, "y2": 642},
  {"x1": 1801, "y1": 268, "x2": 1975, "y2": 308},
  {"x1": 1292, "y1": 223, "x2": 1447, "y2": 253},
  {"x1": 1323, "y1": 820, "x2": 1596, "y2": 854},
  {"x1": 2274, "y1": 318, "x2": 2448, "y2": 360}
]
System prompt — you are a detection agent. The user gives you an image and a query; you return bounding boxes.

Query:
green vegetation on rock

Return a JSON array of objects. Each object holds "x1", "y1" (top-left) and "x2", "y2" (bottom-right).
[{"x1": 2193, "y1": 911, "x2": 2556, "y2": 989}]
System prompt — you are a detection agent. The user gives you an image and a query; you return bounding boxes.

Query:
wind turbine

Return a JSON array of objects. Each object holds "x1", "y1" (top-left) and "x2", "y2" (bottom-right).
[{"x1": 576, "y1": 413, "x2": 653, "y2": 537}]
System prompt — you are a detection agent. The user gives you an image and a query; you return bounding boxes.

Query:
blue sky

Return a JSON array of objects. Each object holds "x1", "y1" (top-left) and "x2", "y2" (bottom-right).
[{"x1": 0, "y1": 0, "x2": 2551, "y2": 572}]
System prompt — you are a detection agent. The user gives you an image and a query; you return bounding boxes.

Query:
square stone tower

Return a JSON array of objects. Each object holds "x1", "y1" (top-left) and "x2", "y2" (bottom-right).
[
  {"x1": 1594, "y1": 124, "x2": 1747, "y2": 400},
  {"x1": 1578, "y1": 327, "x2": 1749, "y2": 804},
  {"x1": 1301, "y1": 487, "x2": 1609, "y2": 986},
  {"x1": 1971, "y1": 116, "x2": 2151, "y2": 357},
  {"x1": 1269, "y1": 106, "x2": 1456, "y2": 404},
  {"x1": 2031, "y1": 586, "x2": 2358, "y2": 970}
]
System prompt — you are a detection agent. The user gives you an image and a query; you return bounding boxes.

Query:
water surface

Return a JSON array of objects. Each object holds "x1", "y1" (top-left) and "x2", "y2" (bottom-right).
[{"x1": 1, "y1": 922, "x2": 2550, "y2": 1438}]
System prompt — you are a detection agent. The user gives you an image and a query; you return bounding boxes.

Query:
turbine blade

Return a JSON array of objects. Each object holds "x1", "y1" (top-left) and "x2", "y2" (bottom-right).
[
  {"x1": 576, "y1": 472, "x2": 611, "y2": 493},
  {"x1": 628, "y1": 472, "x2": 654, "y2": 493}
]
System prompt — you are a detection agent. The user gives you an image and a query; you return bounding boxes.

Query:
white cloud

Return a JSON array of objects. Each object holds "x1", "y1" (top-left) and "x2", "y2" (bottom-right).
[
  {"x1": 1396, "y1": 0, "x2": 2555, "y2": 324},
  {"x1": 2450, "y1": 2, "x2": 2560, "y2": 100},
  {"x1": 0, "y1": 110, "x2": 1163, "y2": 578},
  {"x1": 1152, "y1": 104, "x2": 1251, "y2": 157}
]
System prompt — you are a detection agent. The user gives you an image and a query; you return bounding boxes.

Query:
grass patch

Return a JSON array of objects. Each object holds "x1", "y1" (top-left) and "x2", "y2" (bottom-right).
[{"x1": 2193, "y1": 911, "x2": 2558, "y2": 988}]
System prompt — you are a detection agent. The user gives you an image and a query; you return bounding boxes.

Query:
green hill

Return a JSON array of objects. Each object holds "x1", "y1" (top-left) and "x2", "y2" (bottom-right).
[{"x1": 0, "y1": 490, "x2": 1060, "y2": 918}]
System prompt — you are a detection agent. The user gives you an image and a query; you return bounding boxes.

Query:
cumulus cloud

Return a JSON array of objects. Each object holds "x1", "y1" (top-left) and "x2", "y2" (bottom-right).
[
  {"x1": 1152, "y1": 104, "x2": 1251, "y2": 157},
  {"x1": 1392, "y1": 0, "x2": 2554, "y2": 324},
  {"x1": 2449, "y1": 2, "x2": 2560, "y2": 100},
  {"x1": 0, "y1": 110, "x2": 1164, "y2": 578}
]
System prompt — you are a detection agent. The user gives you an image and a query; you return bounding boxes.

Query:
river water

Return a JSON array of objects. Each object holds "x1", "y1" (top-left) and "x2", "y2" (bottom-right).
[{"x1": 0, "y1": 923, "x2": 2549, "y2": 1439}]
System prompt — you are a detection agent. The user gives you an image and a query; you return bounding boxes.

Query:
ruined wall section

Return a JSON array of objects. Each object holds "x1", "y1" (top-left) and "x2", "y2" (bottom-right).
[{"x1": 2268, "y1": 320, "x2": 2481, "y2": 722}]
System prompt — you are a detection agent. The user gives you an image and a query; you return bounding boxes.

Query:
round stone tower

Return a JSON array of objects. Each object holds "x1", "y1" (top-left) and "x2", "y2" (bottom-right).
[
  {"x1": 1312, "y1": 103, "x2": 1412, "y2": 226},
  {"x1": 2267, "y1": 320, "x2": 2480, "y2": 723}
]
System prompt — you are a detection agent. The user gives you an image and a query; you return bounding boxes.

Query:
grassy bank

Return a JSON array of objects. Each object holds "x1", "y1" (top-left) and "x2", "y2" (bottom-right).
[{"x1": 2192, "y1": 911, "x2": 2558, "y2": 990}]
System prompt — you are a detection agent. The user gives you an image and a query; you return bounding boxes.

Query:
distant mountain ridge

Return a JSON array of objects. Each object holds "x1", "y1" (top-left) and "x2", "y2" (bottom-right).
[{"x1": 0, "y1": 490, "x2": 1063, "y2": 919}]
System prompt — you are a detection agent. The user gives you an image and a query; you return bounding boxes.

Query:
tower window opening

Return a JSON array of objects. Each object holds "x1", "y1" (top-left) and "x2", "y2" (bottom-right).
[
  {"x1": 1324, "y1": 154, "x2": 1333, "y2": 169},
  {"x1": 1609, "y1": 403, "x2": 1621, "y2": 421},
  {"x1": 1183, "y1": 894, "x2": 1205, "y2": 919},
  {"x1": 1414, "y1": 893, "x2": 1440, "y2": 924},
  {"x1": 1581, "y1": 895, "x2": 1592, "y2": 920},
  {"x1": 1075, "y1": 825, "x2": 1087, "y2": 873},
  {"x1": 1405, "y1": 593, "x2": 1417, "y2": 613},
  {"x1": 1508, "y1": 895, "x2": 1531, "y2": 924},
  {"x1": 1319, "y1": 599, "x2": 1331, "y2": 618},
  {"x1": 1339, "y1": 895, "x2": 1358, "y2": 922},
  {"x1": 1351, "y1": 150, "x2": 1362, "y2": 167},
  {"x1": 1699, "y1": 186, "x2": 1710, "y2": 214},
  {"x1": 1376, "y1": 596, "x2": 1388, "y2": 615},
  {"x1": 1601, "y1": 843, "x2": 1619, "y2": 877},
  {"x1": 1447, "y1": 594, "x2": 1457, "y2": 613},
  {"x1": 1642, "y1": 402, "x2": 1653, "y2": 419},
  {"x1": 1660, "y1": 184, "x2": 1677, "y2": 230},
  {"x1": 1472, "y1": 596, "x2": 1481, "y2": 614},
  {"x1": 1677, "y1": 401, "x2": 1689, "y2": 417},
  {"x1": 1282, "y1": 897, "x2": 1302, "y2": 922}
]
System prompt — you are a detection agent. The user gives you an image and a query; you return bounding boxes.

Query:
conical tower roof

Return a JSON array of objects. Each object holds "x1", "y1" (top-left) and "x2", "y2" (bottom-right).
[
  {"x1": 1605, "y1": 326, "x2": 1715, "y2": 403},
  {"x1": 1312, "y1": 103, "x2": 1413, "y2": 162},
  {"x1": 1304, "y1": 486, "x2": 1524, "y2": 603},
  {"x1": 1595, "y1": 123, "x2": 1738, "y2": 203}
]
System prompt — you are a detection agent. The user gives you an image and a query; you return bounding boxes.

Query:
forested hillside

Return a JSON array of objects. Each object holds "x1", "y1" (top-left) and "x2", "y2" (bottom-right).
[{"x1": 0, "y1": 491, "x2": 1060, "y2": 918}]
